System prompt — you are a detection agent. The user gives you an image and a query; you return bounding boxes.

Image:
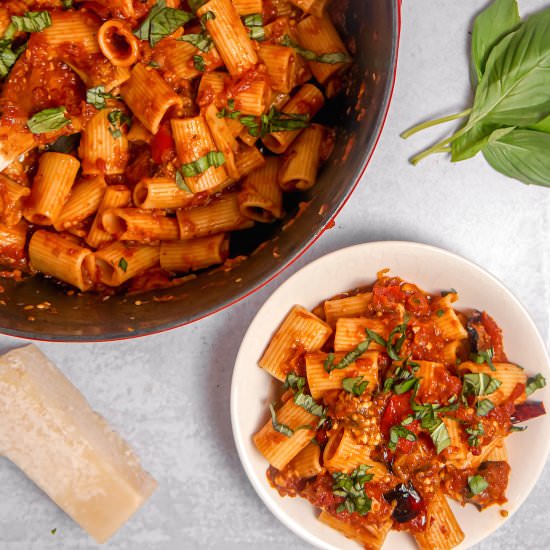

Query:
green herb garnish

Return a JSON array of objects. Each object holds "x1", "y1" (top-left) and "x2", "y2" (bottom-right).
[
  {"x1": 324, "y1": 329, "x2": 372, "y2": 373},
  {"x1": 462, "y1": 372, "x2": 501, "y2": 397},
  {"x1": 342, "y1": 375, "x2": 368, "y2": 397},
  {"x1": 468, "y1": 474, "x2": 489, "y2": 495},
  {"x1": 86, "y1": 86, "x2": 120, "y2": 110},
  {"x1": 476, "y1": 399, "x2": 495, "y2": 416},
  {"x1": 470, "y1": 347, "x2": 496, "y2": 371},
  {"x1": 332, "y1": 465, "x2": 373, "y2": 516},
  {"x1": 118, "y1": 258, "x2": 128, "y2": 272},
  {"x1": 293, "y1": 392, "x2": 326, "y2": 417},
  {"x1": 107, "y1": 110, "x2": 131, "y2": 138},
  {"x1": 284, "y1": 372, "x2": 306, "y2": 393},
  {"x1": 269, "y1": 403, "x2": 294, "y2": 437},
  {"x1": 175, "y1": 171, "x2": 192, "y2": 192},
  {"x1": 180, "y1": 151, "x2": 225, "y2": 177},
  {"x1": 465, "y1": 422, "x2": 484, "y2": 447},
  {"x1": 11, "y1": 11, "x2": 52, "y2": 33},
  {"x1": 388, "y1": 424, "x2": 416, "y2": 451},
  {"x1": 526, "y1": 373, "x2": 547, "y2": 396},
  {"x1": 27, "y1": 107, "x2": 70, "y2": 134},
  {"x1": 243, "y1": 13, "x2": 265, "y2": 41},
  {"x1": 281, "y1": 34, "x2": 350, "y2": 64}
]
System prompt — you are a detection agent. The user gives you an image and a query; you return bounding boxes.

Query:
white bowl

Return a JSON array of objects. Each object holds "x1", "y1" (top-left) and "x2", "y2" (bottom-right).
[{"x1": 230, "y1": 241, "x2": 550, "y2": 550}]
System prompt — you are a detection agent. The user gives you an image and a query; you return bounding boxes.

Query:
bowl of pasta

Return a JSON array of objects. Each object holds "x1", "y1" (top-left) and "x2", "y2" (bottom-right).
[
  {"x1": 0, "y1": 0, "x2": 399, "y2": 340},
  {"x1": 231, "y1": 241, "x2": 550, "y2": 550}
]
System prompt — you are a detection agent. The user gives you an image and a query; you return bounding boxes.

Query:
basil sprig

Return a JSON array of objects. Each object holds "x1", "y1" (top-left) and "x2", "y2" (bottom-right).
[
  {"x1": 332, "y1": 465, "x2": 373, "y2": 515},
  {"x1": 281, "y1": 35, "x2": 350, "y2": 64},
  {"x1": 134, "y1": 0, "x2": 194, "y2": 47},
  {"x1": 180, "y1": 151, "x2": 225, "y2": 177},
  {"x1": 410, "y1": 399, "x2": 457, "y2": 453},
  {"x1": 179, "y1": 11, "x2": 214, "y2": 52},
  {"x1": 403, "y1": 1, "x2": 550, "y2": 188},
  {"x1": 27, "y1": 107, "x2": 70, "y2": 134},
  {"x1": 269, "y1": 403, "x2": 294, "y2": 437}
]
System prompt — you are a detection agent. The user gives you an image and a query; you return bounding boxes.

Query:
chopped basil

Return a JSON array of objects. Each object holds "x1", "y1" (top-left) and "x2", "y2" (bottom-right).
[
  {"x1": 342, "y1": 375, "x2": 368, "y2": 397},
  {"x1": 45, "y1": 133, "x2": 81, "y2": 153},
  {"x1": 388, "y1": 425, "x2": 416, "y2": 451},
  {"x1": 0, "y1": 43, "x2": 19, "y2": 79},
  {"x1": 200, "y1": 11, "x2": 216, "y2": 24},
  {"x1": 86, "y1": 86, "x2": 119, "y2": 110},
  {"x1": 134, "y1": 0, "x2": 194, "y2": 47},
  {"x1": 281, "y1": 34, "x2": 350, "y2": 64},
  {"x1": 284, "y1": 372, "x2": 305, "y2": 393},
  {"x1": 510, "y1": 425, "x2": 527, "y2": 432},
  {"x1": 332, "y1": 465, "x2": 373, "y2": 516},
  {"x1": 468, "y1": 474, "x2": 489, "y2": 496},
  {"x1": 175, "y1": 171, "x2": 192, "y2": 192},
  {"x1": 293, "y1": 392, "x2": 326, "y2": 417},
  {"x1": 27, "y1": 107, "x2": 70, "y2": 134},
  {"x1": 366, "y1": 328, "x2": 387, "y2": 347},
  {"x1": 465, "y1": 422, "x2": 484, "y2": 447},
  {"x1": 243, "y1": 13, "x2": 265, "y2": 42},
  {"x1": 107, "y1": 110, "x2": 131, "y2": 138},
  {"x1": 61, "y1": 0, "x2": 73, "y2": 8},
  {"x1": 269, "y1": 403, "x2": 293, "y2": 437},
  {"x1": 462, "y1": 372, "x2": 501, "y2": 397},
  {"x1": 436, "y1": 309, "x2": 444, "y2": 317},
  {"x1": 470, "y1": 347, "x2": 496, "y2": 371},
  {"x1": 429, "y1": 420, "x2": 451, "y2": 454},
  {"x1": 476, "y1": 399, "x2": 495, "y2": 417},
  {"x1": 118, "y1": 258, "x2": 128, "y2": 272},
  {"x1": 393, "y1": 377, "x2": 419, "y2": 395},
  {"x1": 526, "y1": 373, "x2": 546, "y2": 396},
  {"x1": 179, "y1": 33, "x2": 212, "y2": 52},
  {"x1": 11, "y1": 11, "x2": 52, "y2": 33},
  {"x1": 180, "y1": 151, "x2": 225, "y2": 177},
  {"x1": 193, "y1": 54, "x2": 206, "y2": 72},
  {"x1": 148, "y1": 60, "x2": 160, "y2": 68},
  {"x1": 324, "y1": 329, "x2": 372, "y2": 373}
]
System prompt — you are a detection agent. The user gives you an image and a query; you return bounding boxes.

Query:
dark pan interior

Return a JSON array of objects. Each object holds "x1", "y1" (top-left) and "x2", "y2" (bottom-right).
[{"x1": 0, "y1": 1, "x2": 400, "y2": 341}]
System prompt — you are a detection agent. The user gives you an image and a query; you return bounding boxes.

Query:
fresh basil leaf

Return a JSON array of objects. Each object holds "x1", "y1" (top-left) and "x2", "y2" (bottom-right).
[
  {"x1": 451, "y1": 122, "x2": 500, "y2": 162},
  {"x1": 430, "y1": 420, "x2": 451, "y2": 454},
  {"x1": 476, "y1": 399, "x2": 495, "y2": 416},
  {"x1": 269, "y1": 403, "x2": 294, "y2": 437},
  {"x1": 27, "y1": 107, "x2": 70, "y2": 134},
  {"x1": 471, "y1": 0, "x2": 521, "y2": 82},
  {"x1": 342, "y1": 376, "x2": 368, "y2": 397},
  {"x1": 527, "y1": 113, "x2": 550, "y2": 133},
  {"x1": 293, "y1": 392, "x2": 326, "y2": 417},
  {"x1": 465, "y1": 422, "x2": 484, "y2": 447},
  {"x1": 284, "y1": 372, "x2": 306, "y2": 393},
  {"x1": 323, "y1": 352, "x2": 335, "y2": 373},
  {"x1": 325, "y1": 330, "x2": 371, "y2": 373},
  {"x1": 510, "y1": 425, "x2": 527, "y2": 432},
  {"x1": 180, "y1": 151, "x2": 225, "y2": 177},
  {"x1": 45, "y1": 133, "x2": 81, "y2": 153},
  {"x1": 86, "y1": 86, "x2": 119, "y2": 110},
  {"x1": 193, "y1": 54, "x2": 206, "y2": 72},
  {"x1": 243, "y1": 14, "x2": 265, "y2": 42},
  {"x1": 526, "y1": 373, "x2": 546, "y2": 396},
  {"x1": 118, "y1": 258, "x2": 128, "y2": 272},
  {"x1": 134, "y1": 0, "x2": 194, "y2": 47},
  {"x1": 332, "y1": 465, "x2": 373, "y2": 516},
  {"x1": 11, "y1": 11, "x2": 52, "y2": 33},
  {"x1": 175, "y1": 171, "x2": 191, "y2": 192},
  {"x1": 0, "y1": 44, "x2": 18, "y2": 79},
  {"x1": 483, "y1": 128, "x2": 550, "y2": 187},
  {"x1": 462, "y1": 372, "x2": 502, "y2": 397},
  {"x1": 107, "y1": 110, "x2": 131, "y2": 138},
  {"x1": 470, "y1": 347, "x2": 496, "y2": 371},
  {"x1": 393, "y1": 377, "x2": 418, "y2": 395},
  {"x1": 200, "y1": 11, "x2": 215, "y2": 25},
  {"x1": 468, "y1": 474, "x2": 489, "y2": 495},
  {"x1": 179, "y1": 33, "x2": 212, "y2": 52},
  {"x1": 281, "y1": 34, "x2": 350, "y2": 64},
  {"x1": 388, "y1": 425, "x2": 416, "y2": 451},
  {"x1": 61, "y1": 0, "x2": 73, "y2": 8}
]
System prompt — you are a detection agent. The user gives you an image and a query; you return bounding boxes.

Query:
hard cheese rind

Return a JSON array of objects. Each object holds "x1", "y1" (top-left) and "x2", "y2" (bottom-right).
[{"x1": 0, "y1": 344, "x2": 157, "y2": 543}]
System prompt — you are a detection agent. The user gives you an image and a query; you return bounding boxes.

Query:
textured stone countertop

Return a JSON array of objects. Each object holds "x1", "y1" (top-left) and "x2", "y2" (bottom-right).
[{"x1": 0, "y1": 1, "x2": 549, "y2": 549}]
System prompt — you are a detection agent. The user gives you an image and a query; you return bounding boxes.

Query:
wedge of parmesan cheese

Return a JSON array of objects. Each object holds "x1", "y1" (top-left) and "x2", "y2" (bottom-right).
[{"x1": 0, "y1": 344, "x2": 157, "y2": 543}]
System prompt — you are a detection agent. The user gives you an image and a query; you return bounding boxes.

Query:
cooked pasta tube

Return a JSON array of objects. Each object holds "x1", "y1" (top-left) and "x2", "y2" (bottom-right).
[
  {"x1": 94, "y1": 242, "x2": 160, "y2": 287},
  {"x1": 152, "y1": 39, "x2": 224, "y2": 82},
  {"x1": 434, "y1": 306, "x2": 469, "y2": 340},
  {"x1": 333, "y1": 317, "x2": 389, "y2": 352},
  {"x1": 324, "y1": 292, "x2": 372, "y2": 327},
  {"x1": 176, "y1": 193, "x2": 253, "y2": 239},
  {"x1": 197, "y1": 0, "x2": 258, "y2": 77},
  {"x1": 121, "y1": 64, "x2": 183, "y2": 134},
  {"x1": 295, "y1": 14, "x2": 351, "y2": 85},
  {"x1": 87, "y1": 0, "x2": 135, "y2": 18},
  {"x1": 39, "y1": 11, "x2": 101, "y2": 56},
  {"x1": 160, "y1": 234, "x2": 229, "y2": 273},
  {"x1": 414, "y1": 492, "x2": 465, "y2": 550},
  {"x1": 287, "y1": 442, "x2": 323, "y2": 479},
  {"x1": 232, "y1": 0, "x2": 263, "y2": 15},
  {"x1": 0, "y1": 174, "x2": 30, "y2": 227},
  {"x1": 258, "y1": 43, "x2": 298, "y2": 93},
  {"x1": 319, "y1": 511, "x2": 392, "y2": 550},
  {"x1": 238, "y1": 157, "x2": 283, "y2": 222},
  {"x1": 0, "y1": 221, "x2": 27, "y2": 267},
  {"x1": 305, "y1": 351, "x2": 379, "y2": 400},
  {"x1": 288, "y1": 0, "x2": 328, "y2": 17},
  {"x1": 86, "y1": 185, "x2": 132, "y2": 248},
  {"x1": 28, "y1": 231, "x2": 95, "y2": 292},
  {"x1": 171, "y1": 115, "x2": 229, "y2": 193},
  {"x1": 259, "y1": 305, "x2": 332, "y2": 381},
  {"x1": 133, "y1": 178, "x2": 194, "y2": 210},
  {"x1": 0, "y1": 128, "x2": 36, "y2": 173},
  {"x1": 98, "y1": 20, "x2": 140, "y2": 67},
  {"x1": 24, "y1": 153, "x2": 80, "y2": 226},
  {"x1": 485, "y1": 439, "x2": 508, "y2": 462},
  {"x1": 253, "y1": 399, "x2": 317, "y2": 470},
  {"x1": 102, "y1": 208, "x2": 180, "y2": 242},
  {"x1": 204, "y1": 104, "x2": 239, "y2": 179},
  {"x1": 235, "y1": 145, "x2": 266, "y2": 177},
  {"x1": 279, "y1": 124, "x2": 324, "y2": 191},
  {"x1": 79, "y1": 108, "x2": 129, "y2": 176},
  {"x1": 262, "y1": 84, "x2": 325, "y2": 154},
  {"x1": 54, "y1": 176, "x2": 107, "y2": 232}
]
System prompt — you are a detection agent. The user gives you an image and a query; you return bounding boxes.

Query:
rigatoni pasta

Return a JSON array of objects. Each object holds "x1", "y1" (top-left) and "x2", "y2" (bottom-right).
[
  {"x1": 254, "y1": 271, "x2": 547, "y2": 549},
  {"x1": 0, "y1": 0, "x2": 351, "y2": 292}
]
